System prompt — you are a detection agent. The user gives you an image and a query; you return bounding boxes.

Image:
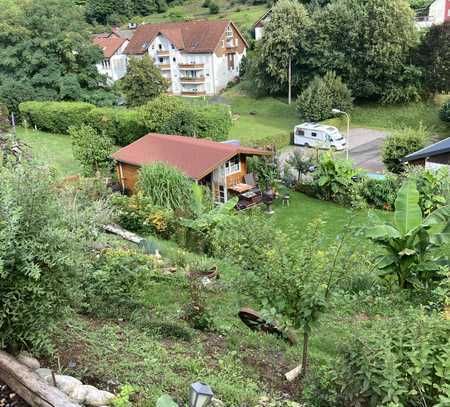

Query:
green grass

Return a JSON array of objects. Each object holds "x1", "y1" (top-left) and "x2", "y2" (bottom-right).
[
  {"x1": 134, "y1": 0, "x2": 268, "y2": 32},
  {"x1": 325, "y1": 101, "x2": 450, "y2": 138},
  {"x1": 17, "y1": 127, "x2": 80, "y2": 177},
  {"x1": 222, "y1": 86, "x2": 298, "y2": 147}
]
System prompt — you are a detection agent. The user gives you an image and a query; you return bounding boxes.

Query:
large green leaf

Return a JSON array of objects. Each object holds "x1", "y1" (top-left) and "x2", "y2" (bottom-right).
[
  {"x1": 366, "y1": 224, "x2": 401, "y2": 240},
  {"x1": 394, "y1": 180, "x2": 422, "y2": 236},
  {"x1": 423, "y1": 204, "x2": 450, "y2": 227}
]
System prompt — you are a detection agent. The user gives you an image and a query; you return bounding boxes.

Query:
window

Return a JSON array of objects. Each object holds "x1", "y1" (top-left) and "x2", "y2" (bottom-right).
[
  {"x1": 171, "y1": 44, "x2": 175, "y2": 49},
  {"x1": 225, "y1": 155, "x2": 240, "y2": 175},
  {"x1": 159, "y1": 57, "x2": 164, "y2": 63},
  {"x1": 226, "y1": 26, "x2": 233, "y2": 38},
  {"x1": 296, "y1": 129, "x2": 304, "y2": 136},
  {"x1": 101, "y1": 59, "x2": 110, "y2": 69},
  {"x1": 158, "y1": 44, "x2": 162, "y2": 50},
  {"x1": 218, "y1": 185, "x2": 226, "y2": 203},
  {"x1": 173, "y1": 57, "x2": 176, "y2": 62},
  {"x1": 311, "y1": 132, "x2": 317, "y2": 137}
]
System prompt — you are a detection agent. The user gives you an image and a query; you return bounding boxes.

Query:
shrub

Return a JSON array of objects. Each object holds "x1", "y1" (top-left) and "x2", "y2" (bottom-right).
[
  {"x1": 139, "y1": 95, "x2": 232, "y2": 140},
  {"x1": 405, "y1": 165, "x2": 450, "y2": 216},
  {"x1": 137, "y1": 163, "x2": 194, "y2": 211},
  {"x1": 308, "y1": 312, "x2": 450, "y2": 406},
  {"x1": 440, "y1": 100, "x2": 450, "y2": 122},
  {"x1": 296, "y1": 71, "x2": 353, "y2": 122},
  {"x1": 0, "y1": 164, "x2": 95, "y2": 351},
  {"x1": 85, "y1": 107, "x2": 148, "y2": 146},
  {"x1": 310, "y1": 153, "x2": 358, "y2": 204},
  {"x1": 382, "y1": 126, "x2": 428, "y2": 173},
  {"x1": 209, "y1": 1, "x2": 220, "y2": 14},
  {"x1": 82, "y1": 248, "x2": 158, "y2": 318},
  {"x1": 193, "y1": 104, "x2": 232, "y2": 141},
  {"x1": 69, "y1": 124, "x2": 113, "y2": 176},
  {"x1": 182, "y1": 277, "x2": 213, "y2": 330},
  {"x1": 19, "y1": 101, "x2": 95, "y2": 133},
  {"x1": 202, "y1": 0, "x2": 210, "y2": 7},
  {"x1": 111, "y1": 192, "x2": 176, "y2": 238},
  {"x1": 357, "y1": 174, "x2": 400, "y2": 210}
]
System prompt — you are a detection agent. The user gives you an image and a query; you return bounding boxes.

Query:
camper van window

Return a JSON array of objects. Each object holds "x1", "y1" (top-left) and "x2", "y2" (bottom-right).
[
  {"x1": 311, "y1": 132, "x2": 317, "y2": 137},
  {"x1": 296, "y1": 129, "x2": 304, "y2": 136}
]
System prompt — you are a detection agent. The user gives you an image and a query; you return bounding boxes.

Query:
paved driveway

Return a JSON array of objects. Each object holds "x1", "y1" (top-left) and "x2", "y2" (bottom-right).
[{"x1": 278, "y1": 128, "x2": 388, "y2": 173}]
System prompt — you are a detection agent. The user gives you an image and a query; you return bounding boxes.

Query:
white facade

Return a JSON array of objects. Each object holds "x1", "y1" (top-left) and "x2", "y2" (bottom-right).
[
  {"x1": 95, "y1": 40, "x2": 129, "y2": 82},
  {"x1": 139, "y1": 27, "x2": 245, "y2": 96},
  {"x1": 415, "y1": 0, "x2": 450, "y2": 28}
]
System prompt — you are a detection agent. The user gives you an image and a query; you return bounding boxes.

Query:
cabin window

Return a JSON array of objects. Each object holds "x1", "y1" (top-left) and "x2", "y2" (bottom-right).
[
  {"x1": 311, "y1": 132, "x2": 317, "y2": 137},
  {"x1": 159, "y1": 57, "x2": 164, "y2": 63},
  {"x1": 226, "y1": 26, "x2": 233, "y2": 38},
  {"x1": 225, "y1": 155, "x2": 241, "y2": 175},
  {"x1": 218, "y1": 185, "x2": 226, "y2": 203},
  {"x1": 171, "y1": 44, "x2": 175, "y2": 49},
  {"x1": 158, "y1": 43, "x2": 162, "y2": 50}
]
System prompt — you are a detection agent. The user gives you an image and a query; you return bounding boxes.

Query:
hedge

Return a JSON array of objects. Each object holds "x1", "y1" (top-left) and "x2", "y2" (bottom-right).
[
  {"x1": 85, "y1": 108, "x2": 148, "y2": 146},
  {"x1": 19, "y1": 98, "x2": 233, "y2": 144},
  {"x1": 19, "y1": 101, "x2": 95, "y2": 134}
]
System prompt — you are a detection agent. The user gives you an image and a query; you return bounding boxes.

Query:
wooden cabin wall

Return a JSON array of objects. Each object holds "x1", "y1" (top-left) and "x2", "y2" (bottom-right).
[{"x1": 116, "y1": 162, "x2": 140, "y2": 193}]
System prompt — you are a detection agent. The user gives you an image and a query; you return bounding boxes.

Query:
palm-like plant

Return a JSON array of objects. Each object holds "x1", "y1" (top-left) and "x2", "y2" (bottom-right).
[{"x1": 367, "y1": 180, "x2": 449, "y2": 288}]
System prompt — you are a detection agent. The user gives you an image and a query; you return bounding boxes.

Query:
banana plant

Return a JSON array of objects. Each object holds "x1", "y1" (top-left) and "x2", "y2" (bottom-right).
[{"x1": 367, "y1": 179, "x2": 449, "y2": 288}]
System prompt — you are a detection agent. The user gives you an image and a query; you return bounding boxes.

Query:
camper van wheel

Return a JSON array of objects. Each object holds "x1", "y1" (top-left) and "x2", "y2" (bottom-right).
[
  {"x1": 303, "y1": 143, "x2": 310, "y2": 148},
  {"x1": 330, "y1": 145, "x2": 336, "y2": 152}
]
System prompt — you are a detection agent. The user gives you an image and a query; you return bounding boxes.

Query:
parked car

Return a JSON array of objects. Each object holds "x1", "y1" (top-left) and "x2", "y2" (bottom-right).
[{"x1": 293, "y1": 123, "x2": 346, "y2": 151}]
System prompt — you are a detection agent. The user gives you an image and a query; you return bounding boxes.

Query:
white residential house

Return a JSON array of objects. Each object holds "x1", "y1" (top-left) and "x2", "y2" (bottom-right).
[
  {"x1": 254, "y1": 9, "x2": 272, "y2": 40},
  {"x1": 123, "y1": 20, "x2": 248, "y2": 96},
  {"x1": 92, "y1": 32, "x2": 130, "y2": 82},
  {"x1": 415, "y1": 0, "x2": 450, "y2": 28}
]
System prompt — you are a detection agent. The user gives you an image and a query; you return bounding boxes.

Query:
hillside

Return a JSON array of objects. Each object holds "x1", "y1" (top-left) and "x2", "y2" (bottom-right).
[{"x1": 129, "y1": 0, "x2": 269, "y2": 32}]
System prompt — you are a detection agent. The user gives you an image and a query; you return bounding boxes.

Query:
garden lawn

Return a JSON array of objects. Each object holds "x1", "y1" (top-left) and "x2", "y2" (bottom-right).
[
  {"x1": 17, "y1": 127, "x2": 80, "y2": 176},
  {"x1": 272, "y1": 190, "x2": 392, "y2": 246},
  {"x1": 222, "y1": 87, "x2": 298, "y2": 147}
]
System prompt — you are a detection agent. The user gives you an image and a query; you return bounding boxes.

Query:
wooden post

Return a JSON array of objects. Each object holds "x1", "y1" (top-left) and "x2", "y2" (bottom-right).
[
  {"x1": 0, "y1": 351, "x2": 81, "y2": 407},
  {"x1": 288, "y1": 56, "x2": 292, "y2": 105}
]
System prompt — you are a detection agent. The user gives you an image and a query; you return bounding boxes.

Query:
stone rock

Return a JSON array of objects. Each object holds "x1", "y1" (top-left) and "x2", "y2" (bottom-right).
[
  {"x1": 68, "y1": 384, "x2": 88, "y2": 404},
  {"x1": 35, "y1": 368, "x2": 52, "y2": 382},
  {"x1": 212, "y1": 398, "x2": 225, "y2": 407},
  {"x1": 17, "y1": 352, "x2": 40, "y2": 370},
  {"x1": 54, "y1": 375, "x2": 83, "y2": 395},
  {"x1": 83, "y1": 385, "x2": 115, "y2": 406}
]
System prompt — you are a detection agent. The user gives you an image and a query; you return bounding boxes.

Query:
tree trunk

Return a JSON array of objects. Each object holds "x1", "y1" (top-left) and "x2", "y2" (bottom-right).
[
  {"x1": 300, "y1": 331, "x2": 309, "y2": 378},
  {"x1": 0, "y1": 351, "x2": 80, "y2": 407}
]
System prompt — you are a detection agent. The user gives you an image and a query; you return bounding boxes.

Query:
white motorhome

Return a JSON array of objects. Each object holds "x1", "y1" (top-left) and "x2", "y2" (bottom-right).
[{"x1": 293, "y1": 123, "x2": 346, "y2": 151}]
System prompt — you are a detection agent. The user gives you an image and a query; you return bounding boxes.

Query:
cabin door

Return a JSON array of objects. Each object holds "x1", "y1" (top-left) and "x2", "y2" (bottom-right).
[{"x1": 227, "y1": 53, "x2": 235, "y2": 70}]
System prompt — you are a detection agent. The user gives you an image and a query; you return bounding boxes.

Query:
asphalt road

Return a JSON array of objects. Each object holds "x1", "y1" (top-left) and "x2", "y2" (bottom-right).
[{"x1": 279, "y1": 128, "x2": 388, "y2": 173}]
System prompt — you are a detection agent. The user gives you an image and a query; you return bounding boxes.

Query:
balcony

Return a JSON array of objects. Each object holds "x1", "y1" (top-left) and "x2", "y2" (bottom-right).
[
  {"x1": 181, "y1": 91, "x2": 206, "y2": 97},
  {"x1": 179, "y1": 76, "x2": 205, "y2": 84},
  {"x1": 158, "y1": 63, "x2": 171, "y2": 70},
  {"x1": 178, "y1": 63, "x2": 204, "y2": 70},
  {"x1": 157, "y1": 50, "x2": 170, "y2": 56}
]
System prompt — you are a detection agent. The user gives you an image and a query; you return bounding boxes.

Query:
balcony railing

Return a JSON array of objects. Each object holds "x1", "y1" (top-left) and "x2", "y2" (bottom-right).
[
  {"x1": 179, "y1": 76, "x2": 205, "y2": 83},
  {"x1": 178, "y1": 63, "x2": 204, "y2": 69},
  {"x1": 181, "y1": 91, "x2": 206, "y2": 96},
  {"x1": 158, "y1": 63, "x2": 171, "y2": 70},
  {"x1": 157, "y1": 50, "x2": 170, "y2": 56}
]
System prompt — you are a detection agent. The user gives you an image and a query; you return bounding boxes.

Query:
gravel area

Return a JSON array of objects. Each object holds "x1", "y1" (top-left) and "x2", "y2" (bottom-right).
[{"x1": 0, "y1": 381, "x2": 28, "y2": 407}]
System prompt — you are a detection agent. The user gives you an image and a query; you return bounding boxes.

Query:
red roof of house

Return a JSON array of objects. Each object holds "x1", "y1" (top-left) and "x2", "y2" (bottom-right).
[
  {"x1": 92, "y1": 36, "x2": 127, "y2": 58},
  {"x1": 111, "y1": 133, "x2": 271, "y2": 180},
  {"x1": 124, "y1": 20, "x2": 244, "y2": 55}
]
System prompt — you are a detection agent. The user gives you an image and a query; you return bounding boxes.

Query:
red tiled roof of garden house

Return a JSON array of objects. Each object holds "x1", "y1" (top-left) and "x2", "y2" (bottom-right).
[
  {"x1": 111, "y1": 133, "x2": 271, "y2": 180},
  {"x1": 124, "y1": 20, "x2": 238, "y2": 55},
  {"x1": 92, "y1": 36, "x2": 127, "y2": 58}
]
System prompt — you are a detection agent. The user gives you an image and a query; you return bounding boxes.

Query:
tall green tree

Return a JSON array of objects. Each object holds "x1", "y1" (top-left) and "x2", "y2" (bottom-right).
[
  {"x1": 249, "y1": 0, "x2": 312, "y2": 96},
  {"x1": 309, "y1": 0, "x2": 421, "y2": 103},
  {"x1": 416, "y1": 21, "x2": 450, "y2": 94},
  {"x1": 0, "y1": 0, "x2": 114, "y2": 114},
  {"x1": 69, "y1": 124, "x2": 113, "y2": 176},
  {"x1": 120, "y1": 56, "x2": 169, "y2": 107}
]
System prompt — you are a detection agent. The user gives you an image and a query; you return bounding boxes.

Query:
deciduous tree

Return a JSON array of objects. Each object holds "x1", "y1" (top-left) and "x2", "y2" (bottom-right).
[
  {"x1": 120, "y1": 56, "x2": 169, "y2": 107},
  {"x1": 0, "y1": 0, "x2": 114, "y2": 115}
]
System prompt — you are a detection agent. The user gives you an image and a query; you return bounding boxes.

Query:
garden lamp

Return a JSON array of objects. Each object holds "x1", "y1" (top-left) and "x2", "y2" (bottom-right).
[
  {"x1": 331, "y1": 108, "x2": 350, "y2": 160},
  {"x1": 190, "y1": 382, "x2": 214, "y2": 407}
]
